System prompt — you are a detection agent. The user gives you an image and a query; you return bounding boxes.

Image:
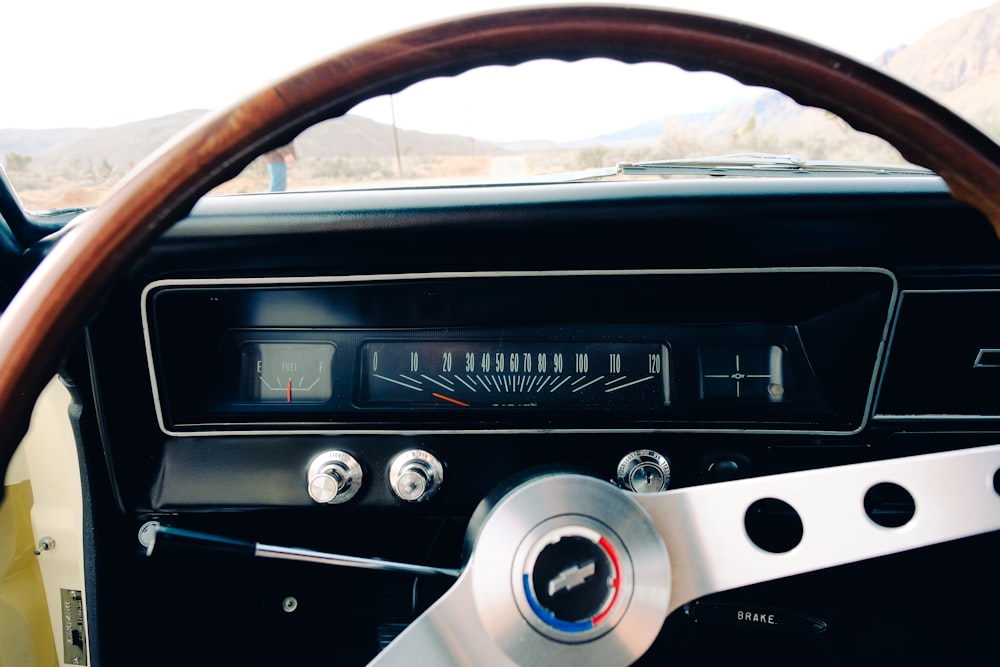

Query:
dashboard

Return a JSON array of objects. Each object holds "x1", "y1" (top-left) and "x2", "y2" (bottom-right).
[{"x1": 73, "y1": 175, "x2": 1000, "y2": 665}]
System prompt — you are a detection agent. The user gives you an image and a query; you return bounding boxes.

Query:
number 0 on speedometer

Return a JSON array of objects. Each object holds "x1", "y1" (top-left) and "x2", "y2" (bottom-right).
[{"x1": 359, "y1": 341, "x2": 669, "y2": 409}]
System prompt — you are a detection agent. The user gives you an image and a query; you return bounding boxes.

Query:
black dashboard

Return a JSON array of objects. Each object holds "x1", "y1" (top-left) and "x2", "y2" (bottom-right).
[{"x1": 74, "y1": 175, "x2": 1000, "y2": 665}]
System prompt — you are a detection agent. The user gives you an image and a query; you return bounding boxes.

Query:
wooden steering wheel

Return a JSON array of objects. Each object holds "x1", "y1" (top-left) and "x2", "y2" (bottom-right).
[{"x1": 2, "y1": 7, "x2": 1000, "y2": 666}]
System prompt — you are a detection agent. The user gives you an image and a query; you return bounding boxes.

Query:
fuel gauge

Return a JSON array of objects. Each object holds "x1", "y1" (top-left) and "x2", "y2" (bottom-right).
[{"x1": 241, "y1": 342, "x2": 335, "y2": 403}]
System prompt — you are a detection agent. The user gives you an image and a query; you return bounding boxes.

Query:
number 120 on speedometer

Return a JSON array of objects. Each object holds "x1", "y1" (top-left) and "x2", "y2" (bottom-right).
[{"x1": 358, "y1": 341, "x2": 669, "y2": 409}]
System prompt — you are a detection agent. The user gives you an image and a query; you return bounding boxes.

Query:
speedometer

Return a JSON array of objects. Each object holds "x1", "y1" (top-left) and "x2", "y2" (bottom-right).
[{"x1": 359, "y1": 341, "x2": 669, "y2": 409}]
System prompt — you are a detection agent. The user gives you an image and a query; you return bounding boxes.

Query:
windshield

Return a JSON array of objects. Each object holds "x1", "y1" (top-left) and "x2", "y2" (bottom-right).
[{"x1": 3, "y1": 0, "x2": 998, "y2": 210}]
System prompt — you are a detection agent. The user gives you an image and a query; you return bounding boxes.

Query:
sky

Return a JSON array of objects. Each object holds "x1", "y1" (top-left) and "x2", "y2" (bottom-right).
[{"x1": 3, "y1": 0, "x2": 996, "y2": 141}]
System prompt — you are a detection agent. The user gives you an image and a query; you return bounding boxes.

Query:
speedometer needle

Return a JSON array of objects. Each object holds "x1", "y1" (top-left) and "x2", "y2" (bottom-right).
[{"x1": 433, "y1": 392, "x2": 470, "y2": 407}]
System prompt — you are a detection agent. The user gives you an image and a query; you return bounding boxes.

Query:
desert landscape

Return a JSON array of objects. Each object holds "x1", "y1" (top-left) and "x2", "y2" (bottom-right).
[{"x1": 3, "y1": 3, "x2": 999, "y2": 212}]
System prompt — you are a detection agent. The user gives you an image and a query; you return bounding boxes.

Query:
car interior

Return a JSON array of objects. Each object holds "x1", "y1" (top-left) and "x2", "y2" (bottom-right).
[{"x1": 1, "y1": 6, "x2": 999, "y2": 666}]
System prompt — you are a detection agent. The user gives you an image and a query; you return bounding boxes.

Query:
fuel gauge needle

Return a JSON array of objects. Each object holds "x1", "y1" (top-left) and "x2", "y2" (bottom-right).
[
  {"x1": 287, "y1": 379, "x2": 292, "y2": 403},
  {"x1": 433, "y1": 392, "x2": 470, "y2": 407}
]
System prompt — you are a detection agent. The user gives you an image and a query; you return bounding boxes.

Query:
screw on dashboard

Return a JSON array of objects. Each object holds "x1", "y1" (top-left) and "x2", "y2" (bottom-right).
[{"x1": 34, "y1": 536, "x2": 55, "y2": 555}]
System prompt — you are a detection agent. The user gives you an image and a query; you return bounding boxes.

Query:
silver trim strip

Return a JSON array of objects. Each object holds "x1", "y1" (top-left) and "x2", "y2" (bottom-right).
[
  {"x1": 875, "y1": 414, "x2": 1000, "y2": 421},
  {"x1": 140, "y1": 267, "x2": 897, "y2": 438},
  {"x1": 974, "y1": 348, "x2": 1000, "y2": 368}
]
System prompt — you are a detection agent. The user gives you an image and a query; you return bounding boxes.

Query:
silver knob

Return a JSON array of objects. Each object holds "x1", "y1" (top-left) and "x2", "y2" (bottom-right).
[
  {"x1": 389, "y1": 449, "x2": 443, "y2": 502},
  {"x1": 308, "y1": 470, "x2": 344, "y2": 503},
  {"x1": 616, "y1": 449, "x2": 671, "y2": 493},
  {"x1": 307, "y1": 451, "x2": 362, "y2": 504}
]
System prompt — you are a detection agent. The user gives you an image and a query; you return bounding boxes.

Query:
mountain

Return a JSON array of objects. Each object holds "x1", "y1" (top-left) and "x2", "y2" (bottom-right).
[
  {"x1": 0, "y1": 109, "x2": 503, "y2": 172},
  {"x1": 876, "y1": 3, "x2": 1000, "y2": 96},
  {"x1": 561, "y1": 111, "x2": 722, "y2": 148},
  {"x1": 878, "y1": 1, "x2": 1000, "y2": 134},
  {"x1": 5, "y1": 3, "x2": 1000, "y2": 175},
  {"x1": 297, "y1": 114, "x2": 503, "y2": 158},
  {"x1": 0, "y1": 128, "x2": 87, "y2": 161},
  {"x1": 1, "y1": 110, "x2": 211, "y2": 171},
  {"x1": 567, "y1": 2, "x2": 1000, "y2": 159}
]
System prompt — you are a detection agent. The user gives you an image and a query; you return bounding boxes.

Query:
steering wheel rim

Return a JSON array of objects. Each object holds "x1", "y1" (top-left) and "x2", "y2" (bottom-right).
[
  {"x1": 3, "y1": 7, "x2": 1000, "y2": 479},
  {"x1": 2, "y1": 7, "x2": 1000, "y2": 663}
]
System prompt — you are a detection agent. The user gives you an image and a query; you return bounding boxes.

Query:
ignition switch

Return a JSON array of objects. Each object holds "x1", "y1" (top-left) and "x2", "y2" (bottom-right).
[{"x1": 616, "y1": 449, "x2": 672, "y2": 493}]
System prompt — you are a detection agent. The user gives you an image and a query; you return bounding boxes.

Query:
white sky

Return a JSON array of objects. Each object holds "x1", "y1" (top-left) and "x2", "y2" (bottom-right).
[{"x1": 3, "y1": 0, "x2": 996, "y2": 141}]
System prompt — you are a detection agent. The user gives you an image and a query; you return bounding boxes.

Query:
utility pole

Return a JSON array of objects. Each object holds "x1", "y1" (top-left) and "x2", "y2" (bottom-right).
[{"x1": 390, "y1": 95, "x2": 403, "y2": 179}]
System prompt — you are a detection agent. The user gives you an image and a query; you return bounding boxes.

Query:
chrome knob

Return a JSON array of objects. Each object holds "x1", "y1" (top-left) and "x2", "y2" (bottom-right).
[
  {"x1": 389, "y1": 449, "x2": 443, "y2": 502},
  {"x1": 616, "y1": 449, "x2": 671, "y2": 493},
  {"x1": 395, "y1": 467, "x2": 428, "y2": 500},
  {"x1": 307, "y1": 451, "x2": 362, "y2": 504},
  {"x1": 308, "y1": 470, "x2": 343, "y2": 503}
]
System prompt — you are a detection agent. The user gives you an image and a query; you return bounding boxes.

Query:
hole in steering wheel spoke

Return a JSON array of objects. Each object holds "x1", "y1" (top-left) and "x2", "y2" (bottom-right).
[
  {"x1": 864, "y1": 482, "x2": 916, "y2": 528},
  {"x1": 744, "y1": 498, "x2": 803, "y2": 553}
]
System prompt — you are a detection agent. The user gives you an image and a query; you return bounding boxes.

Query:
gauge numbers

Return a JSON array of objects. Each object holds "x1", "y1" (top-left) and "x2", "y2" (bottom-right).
[
  {"x1": 241, "y1": 342, "x2": 335, "y2": 403},
  {"x1": 360, "y1": 341, "x2": 668, "y2": 409}
]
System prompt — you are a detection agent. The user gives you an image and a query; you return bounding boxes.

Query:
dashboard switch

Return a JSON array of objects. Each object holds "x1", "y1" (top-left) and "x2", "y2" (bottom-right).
[
  {"x1": 389, "y1": 449, "x2": 444, "y2": 502},
  {"x1": 307, "y1": 451, "x2": 362, "y2": 504},
  {"x1": 616, "y1": 449, "x2": 671, "y2": 493},
  {"x1": 701, "y1": 451, "x2": 752, "y2": 483},
  {"x1": 707, "y1": 458, "x2": 741, "y2": 481}
]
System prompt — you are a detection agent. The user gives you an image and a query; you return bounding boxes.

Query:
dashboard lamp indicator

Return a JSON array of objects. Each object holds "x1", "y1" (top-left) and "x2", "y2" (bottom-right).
[{"x1": 700, "y1": 345, "x2": 785, "y2": 402}]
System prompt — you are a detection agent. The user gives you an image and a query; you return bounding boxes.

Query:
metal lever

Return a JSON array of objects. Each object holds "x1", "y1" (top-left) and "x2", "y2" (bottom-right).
[{"x1": 144, "y1": 524, "x2": 461, "y2": 578}]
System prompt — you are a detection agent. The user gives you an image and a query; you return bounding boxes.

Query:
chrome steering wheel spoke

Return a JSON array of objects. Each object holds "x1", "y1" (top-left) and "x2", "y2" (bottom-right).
[
  {"x1": 368, "y1": 573, "x2": 513, "y2": 666},
  {"x1": 639, "y1": 443, "x2": 1000, "y2": 613},
  {"x1": 372, "y1": 444, "x2": 1000, "y2": 666}
]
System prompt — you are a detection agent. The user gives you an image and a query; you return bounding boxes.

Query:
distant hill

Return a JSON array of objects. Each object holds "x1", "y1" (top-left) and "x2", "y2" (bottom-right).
[
  {"x1": 297, "y1": 114, "x2": 503, "y2": 158},
  {"x1": 877, "y1": 1, "x2": 1000, "y2": 134},
  {"x1": 0, "y1": 128, "x2": 89, "y2": 161},
  {"x1": 0, "y1": 109, "x2": 504, "y2": 172},
  {"x1": 4, "y1": 2, "x2": 999, "y2": 176},
  {"x1": 560, "y1": 110, "x2": 722, "y2": 148},
  {"x1": 1, "y1": 110, "x2": 211, "y2": 171},
  {"x1": 876, "y1": 3, "x2": 1000, "y2": 96},
  {"x1": 566, "y1": 1, "x2": 1000, "y2": 160}
]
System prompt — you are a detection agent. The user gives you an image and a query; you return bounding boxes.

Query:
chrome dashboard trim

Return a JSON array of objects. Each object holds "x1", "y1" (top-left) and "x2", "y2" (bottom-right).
[{"x1": 140, "y1": 267, "x2": 898, "y2": 438}]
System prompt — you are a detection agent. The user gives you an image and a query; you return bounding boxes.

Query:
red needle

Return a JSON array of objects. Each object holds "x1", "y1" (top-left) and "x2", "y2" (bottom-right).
[
  {"x1": 287, "y1": 379, "x2": 292, "y2": 403},
  {"x1": 433, "y1": 392, "x2": 470, "y2": 407}
]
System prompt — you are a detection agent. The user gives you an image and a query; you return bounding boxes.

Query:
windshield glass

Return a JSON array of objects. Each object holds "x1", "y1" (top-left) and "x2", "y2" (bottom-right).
[{"x1": 3, "y1": 0, "x2": 998, "y2": 210}]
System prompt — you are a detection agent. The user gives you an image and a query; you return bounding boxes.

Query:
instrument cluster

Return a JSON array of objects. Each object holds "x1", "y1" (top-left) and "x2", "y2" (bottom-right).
[{"x1": 142, "y1": 269, "x2": 895, "y2": 435}]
